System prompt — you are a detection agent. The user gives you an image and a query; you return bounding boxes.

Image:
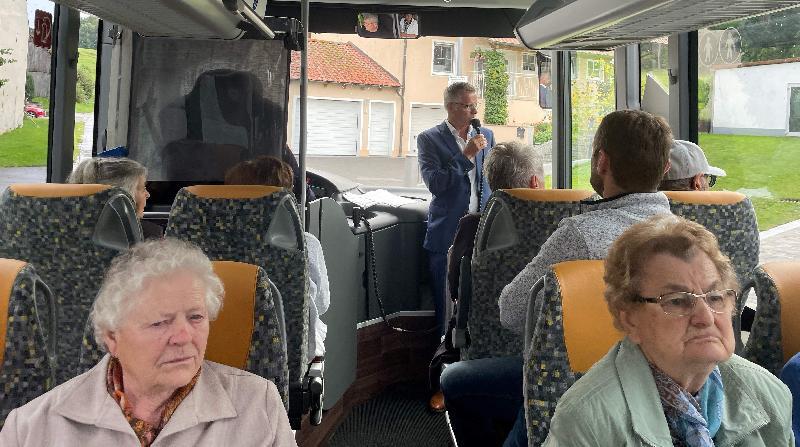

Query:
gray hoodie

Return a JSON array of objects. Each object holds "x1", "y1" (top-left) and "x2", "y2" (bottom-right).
[{"x1": 499, "y1": 192, "x2": 672, "y2": 334}]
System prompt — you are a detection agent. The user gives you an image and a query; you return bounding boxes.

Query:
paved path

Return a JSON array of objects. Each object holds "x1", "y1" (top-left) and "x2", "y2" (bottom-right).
[{"x1": 75, "y1": 113, "x2": 94, "y2": 163}]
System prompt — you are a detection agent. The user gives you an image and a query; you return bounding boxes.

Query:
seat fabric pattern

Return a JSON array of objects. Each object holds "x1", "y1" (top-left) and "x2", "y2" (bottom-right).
[
  {"x1": 164, "y1": 189, "x2": 308, "y2": 388},
  {"x1": 77, "y1": 267, "x2": 290, "y2": 408},
  {"x1": 1, "y1": 263, "x2": 54, "y2": 429},
  {"x1": 668, "y1": 198, "x2": 759, "y2": 309},
  {"x1": 466, "y1": 191, "x2": 584, "y2": 360},
  {"x1": 524, "y1": 271, "x2": 582, "y2": 447},
  {"x1": 0, "y1": 187, "x2": 124, "y2": 383},
  {"x1": 743, "y1": 266, "x2": 783, "y2": 376}
]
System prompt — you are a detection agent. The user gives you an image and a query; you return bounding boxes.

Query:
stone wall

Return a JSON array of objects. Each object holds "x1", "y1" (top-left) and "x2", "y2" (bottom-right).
[
  {"x1": 0, "y1": 0, "x2": 28, "y2": 134},
  {"x1": 28, "y1": 38, "x2": 51, "y2": 98}
]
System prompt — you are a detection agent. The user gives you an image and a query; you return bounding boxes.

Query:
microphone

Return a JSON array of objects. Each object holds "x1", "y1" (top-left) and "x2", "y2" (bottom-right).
[{"x1": 471, "y1": 118, "x2": 482, "y2": 135}]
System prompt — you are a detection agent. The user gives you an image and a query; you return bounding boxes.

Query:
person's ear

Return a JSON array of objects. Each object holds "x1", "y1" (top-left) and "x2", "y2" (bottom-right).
[
  {"x1": 692, "y1": 173, "x2": 705, "y2": 191},
  {"x1": 619, "y1": 309, "x2": 643, "y2": 344},
  {"x1": 103, "y1": 330, "x2": 119, "y2": 357},
  {"x1": 595, "y1": 149, "x2": 610, "y2": 175},
  {"x1": 663, "y1": 160, "x2": 672, "y2": 176},
  {"x1": 529, "y1": 175, "x2": 542, "y2": 189}
]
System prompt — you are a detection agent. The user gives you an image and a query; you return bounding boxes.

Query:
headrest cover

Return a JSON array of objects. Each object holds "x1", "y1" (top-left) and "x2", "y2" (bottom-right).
[
  {"x1": 503, "y1": 188, "x2": 594, "y2": 202},
  {"x1": 556, "y1": 260, "x2": 623, "y2": 373},
  {"x1": 761, "y1": 262, "x2": 800, "y2": 363},
  {"x1": 206, "y1": 261, "x2": 258, "y2": 368},
  {"x1": 10, "y1": 183, "x2": 111, "y2": 198},
  {"x1": 186, "y1": 185, "x2": 282, "y2": 199},
  {"x1": 0, "y1": 258, "x2": 28, "y2": 366},
  {"x1": 663, "y1": 190, "x2": 745, "y2": 205}
]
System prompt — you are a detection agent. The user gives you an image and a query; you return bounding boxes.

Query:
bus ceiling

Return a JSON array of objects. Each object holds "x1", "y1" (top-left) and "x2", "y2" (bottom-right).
[{"x1": 515, "y1": 0, "x2": 800, "y2": 50}]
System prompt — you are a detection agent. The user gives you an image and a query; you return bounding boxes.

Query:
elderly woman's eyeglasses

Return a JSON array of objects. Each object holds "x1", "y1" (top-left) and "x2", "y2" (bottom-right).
[
  {"x1": 637, "y1": 289, "x2": 737, "y2": 317},
  {"x1": 705, "y1": 174, "x2": 717, "y2": 188}
]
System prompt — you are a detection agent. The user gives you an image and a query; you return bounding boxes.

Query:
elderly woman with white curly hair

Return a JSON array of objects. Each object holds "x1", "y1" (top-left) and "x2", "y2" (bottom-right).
[{"x1": 0, "y1": 238, "x2": 296, "y2": 446}]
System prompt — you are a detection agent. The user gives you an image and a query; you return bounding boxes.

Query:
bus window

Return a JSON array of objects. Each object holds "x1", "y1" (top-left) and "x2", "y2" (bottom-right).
[
  {"x1": 288, "y1": 33, "x2": 550, "y2": 193},
  {"x1": 698, "y1": 7, "x2": 800, "y2": 240},
  {"x1": 570, "y1": 50, "x2": 615, "y2": 190},
  {"x1": 639, "y1": 38, "x2": 669, "y2": 111}
]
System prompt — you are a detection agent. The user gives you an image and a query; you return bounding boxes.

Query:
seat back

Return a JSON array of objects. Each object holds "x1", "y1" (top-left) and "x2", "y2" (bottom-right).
[
  {"x1": 524, "y1": 260, "x2": 622, "y2": 446},
  {"x1": 665, "y1": 191, "x2": 759, "y2": 305},
  {"x1": 77, "y1": 260, "x2": 290, "y2": 408},
  {"x1": 164, "y1": 185, "x2": 308, "y2": 394},
  {"x1": 0, "y1": 184, "x2": 140, "y2": 383},
  {"x1": 465, "y1": 188, "x2": 594, "y2": 360},
  {"x1": 0, "y1": 259, "x2": 56, "y2": 428},
  {"x1": 744, "y1": 261, "x2": 800, "y2": 375}
]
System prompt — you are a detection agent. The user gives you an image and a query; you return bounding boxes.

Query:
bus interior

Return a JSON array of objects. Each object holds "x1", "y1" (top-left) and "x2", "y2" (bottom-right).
[{"x1": 2, "y1": 0, "x2": 800, "y2": 445}]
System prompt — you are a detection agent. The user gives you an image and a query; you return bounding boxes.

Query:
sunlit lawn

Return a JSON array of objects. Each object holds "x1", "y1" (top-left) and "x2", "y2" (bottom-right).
[{"x1": 0, "y1": 118, "x2": 84, "y2": 167}]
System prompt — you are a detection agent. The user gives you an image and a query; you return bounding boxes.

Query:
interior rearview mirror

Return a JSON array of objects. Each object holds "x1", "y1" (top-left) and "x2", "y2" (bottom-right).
[{"x1": 356, "y1": 13, "x2": 420, "y2": 39}]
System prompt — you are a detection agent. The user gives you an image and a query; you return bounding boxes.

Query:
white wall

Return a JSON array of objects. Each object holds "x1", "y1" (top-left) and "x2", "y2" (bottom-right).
[
  {"x1": 712, "y1": 62, "x2": 800, "y2": 136},
  {"x1": 0, "y1": 0, "x2": 29, "y2": 134}
]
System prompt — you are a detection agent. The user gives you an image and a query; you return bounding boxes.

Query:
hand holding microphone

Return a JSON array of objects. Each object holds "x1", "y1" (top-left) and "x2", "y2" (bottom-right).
[{"x1": 463, "y1": 118, "x2": 487, "y2": 159}]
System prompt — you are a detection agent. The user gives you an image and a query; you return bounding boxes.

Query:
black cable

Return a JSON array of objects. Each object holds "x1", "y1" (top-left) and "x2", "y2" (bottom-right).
[{"x1": 362, "y1": 216, "x2": 438, "y2": 334}]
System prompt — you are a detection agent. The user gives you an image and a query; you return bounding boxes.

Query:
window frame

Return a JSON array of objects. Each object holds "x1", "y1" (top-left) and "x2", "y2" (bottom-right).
[{"x1": 431, "y1": 40, "x2": 457, "y2": 76}]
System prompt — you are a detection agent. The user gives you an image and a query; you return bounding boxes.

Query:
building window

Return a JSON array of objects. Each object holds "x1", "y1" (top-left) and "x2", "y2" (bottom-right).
[
  {"x1": 587, "y1": 59, "x2": 604, "y2": 81},
  {"x1": 433, "y1": 42, "x2": 455, "y2": 74},
  {"x1": 522, "y1": 53, "x2": 537, "y2": 72}
]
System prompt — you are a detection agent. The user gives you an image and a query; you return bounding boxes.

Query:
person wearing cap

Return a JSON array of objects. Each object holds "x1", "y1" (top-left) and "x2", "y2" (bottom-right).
[{"x1": 659, "y1": 140, "x2": 726, "y2": 191}]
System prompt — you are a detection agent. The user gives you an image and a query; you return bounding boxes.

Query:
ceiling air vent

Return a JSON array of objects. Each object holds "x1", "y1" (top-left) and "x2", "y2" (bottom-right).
[{"x1": 516, "y1": 0, "x2": 800, "y2": 50}]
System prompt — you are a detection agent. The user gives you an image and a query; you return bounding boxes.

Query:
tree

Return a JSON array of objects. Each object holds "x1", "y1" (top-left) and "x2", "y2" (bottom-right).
[
  {"x1": 472, "y1": 49, "x2": 509, "y2": 125},
  {"x1": 79, "y1": 16, "x2": 99, "y2": 49},
  {"x1": 720, "y1": 10, "x2": 800, "y2": 62}
]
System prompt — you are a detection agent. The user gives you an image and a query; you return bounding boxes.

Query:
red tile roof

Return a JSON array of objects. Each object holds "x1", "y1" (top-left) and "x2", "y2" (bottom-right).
[
  {"x1": 290, "y1": 40, "x2": 400, "y2": 87},
  {"x1": 489, "y1": 37, "x2": 525, "y2": 47}
]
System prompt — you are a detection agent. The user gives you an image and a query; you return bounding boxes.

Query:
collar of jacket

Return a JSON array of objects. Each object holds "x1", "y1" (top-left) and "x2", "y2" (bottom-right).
[
  {"x1": 54, "y1": 355, "x2": 238, "y2": 438},
  {"x1": 581, "y1": 191, "x2": 668, "y2": 209},
  {"x1": 616, "y1": 338, "x2": 769, "y2": 446}
]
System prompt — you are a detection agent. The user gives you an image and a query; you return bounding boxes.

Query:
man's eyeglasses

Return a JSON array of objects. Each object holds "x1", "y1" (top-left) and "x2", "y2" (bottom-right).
[
  {"x1": 705, "y1": 174, "x2": 717, "y2": 188},
  {"x1": 637, "y1": 289, "x2": 737, "y2": 317},
  {"x1": 452, "y1": 102, "x2": 479, "y2": 111}
]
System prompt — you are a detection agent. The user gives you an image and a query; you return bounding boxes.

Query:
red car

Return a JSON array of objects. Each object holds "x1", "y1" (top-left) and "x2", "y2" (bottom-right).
[{"x1": 24, "y1": 103, "x2": 47, "y2": 118}]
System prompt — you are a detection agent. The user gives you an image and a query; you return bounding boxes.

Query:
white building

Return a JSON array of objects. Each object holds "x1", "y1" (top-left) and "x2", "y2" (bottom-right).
[
  {"x1": 0, "y1": 0, "x2": 29, "y2": 134},
  {"x1": 712, "y1": 60, "x2": 800, "y2": 136}
]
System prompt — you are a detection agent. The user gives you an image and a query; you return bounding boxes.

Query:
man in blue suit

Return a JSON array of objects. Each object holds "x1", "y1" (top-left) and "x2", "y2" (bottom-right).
[{"x1": 418, "y1": 82, "x2": 494, "y2": 337}]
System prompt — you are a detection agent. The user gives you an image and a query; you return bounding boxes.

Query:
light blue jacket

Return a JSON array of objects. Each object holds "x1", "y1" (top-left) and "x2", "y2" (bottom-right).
[{"x1": 544, "y1": 338, "x2": 793, "y2": 446}]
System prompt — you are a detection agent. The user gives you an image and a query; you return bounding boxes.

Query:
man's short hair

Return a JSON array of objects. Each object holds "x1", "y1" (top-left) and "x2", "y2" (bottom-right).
[
  {"x1": 658, "y1": 177, "x2": 695, "y2": 191},
  {"x1": 444, "y1": 82, "x2": 477, "y2": 104},
  {"x1": 362, "y1": 13, "x2": 378, "y2": 23},
  {"x1": 483, "y1": 140, "x2": 544, "y2": 190},
  {"x1": 593, "y1": 110, "x2": 672, "y2": 192}
]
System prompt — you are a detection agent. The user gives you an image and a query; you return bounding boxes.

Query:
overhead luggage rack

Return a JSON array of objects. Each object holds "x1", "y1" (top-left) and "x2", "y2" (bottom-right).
[{"x1": 516, "y1": 0, "x2": 800, "y2": 50}]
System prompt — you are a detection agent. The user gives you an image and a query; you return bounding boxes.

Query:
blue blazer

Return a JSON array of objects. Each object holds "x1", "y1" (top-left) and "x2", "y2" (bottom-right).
[{"x1": 418, "y1": 122, "x2": 493, "y2": 253}]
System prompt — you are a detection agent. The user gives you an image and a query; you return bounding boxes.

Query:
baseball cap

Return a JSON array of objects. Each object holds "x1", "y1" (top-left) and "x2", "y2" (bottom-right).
[{"x1": 664, "y1": 140, "x2": 726, "y2": 180}]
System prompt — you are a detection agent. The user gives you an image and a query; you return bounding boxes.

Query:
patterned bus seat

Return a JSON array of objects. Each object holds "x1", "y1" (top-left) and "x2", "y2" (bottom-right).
[
  {"x1": 744, "y1": 262, "x2": 800, "y2": 376},
  {"x1": 163, "y1": 185, "x2": 311, "y2": 427},
  {"x1": 0, "y1": 258, "x2": 56, "y2": 429},
  {"x1": 464, "y1": 188, "x2": 594, "y2": 360},
  {"x1": 0, "y1": 184, "x2": 140, "y2": 384},
  {"x1": 524, "y1": 260, "x2": 622, "y2": 446}
]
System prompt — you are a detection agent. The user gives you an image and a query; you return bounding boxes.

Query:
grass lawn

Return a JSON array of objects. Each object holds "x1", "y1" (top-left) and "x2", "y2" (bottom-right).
[
  {"x1": 0, "y1": 118, "x2": 85, "y2": 167},
  {"x1": 31, "y1": 96, "x2": 94, "y2": 114},
  {"x1": 700, "y1": 132, "x2": 800, "y2": 230}
]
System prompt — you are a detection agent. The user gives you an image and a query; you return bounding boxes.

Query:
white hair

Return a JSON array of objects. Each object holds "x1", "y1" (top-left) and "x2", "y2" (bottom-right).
[
  {"x1": 68, "y1": 157, "x2": 147, "y2": 200},
  {"x1": 444, "y1": 82, "x2": 477, "y2": 104},
  {"x1": 91, "y1": 238, "x2": 224, "y2": 351}
]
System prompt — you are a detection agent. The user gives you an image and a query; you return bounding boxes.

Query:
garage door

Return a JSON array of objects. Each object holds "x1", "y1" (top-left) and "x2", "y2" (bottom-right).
[
  {"x1": 408, "y1": 104, "x2": 445, "y2": 154},
  {"x1": 293, "y1": 98, "x2": 361, "y2": 155},
  {"x1": 368, "y1": 101, "x2": 395, "y2": 156}
]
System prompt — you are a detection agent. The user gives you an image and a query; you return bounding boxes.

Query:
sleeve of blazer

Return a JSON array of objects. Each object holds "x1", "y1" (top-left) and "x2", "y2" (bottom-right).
[{"x1": 417, "y1": 131, "x2": 475, "y2": 196}]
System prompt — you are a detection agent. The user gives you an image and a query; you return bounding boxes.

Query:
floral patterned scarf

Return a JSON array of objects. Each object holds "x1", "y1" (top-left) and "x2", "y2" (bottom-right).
[
  {"x1": 649, "y1": 363, "x2": 724, "y2": 447},
  {"x1": 106, "y1": 357, "x2": 201, "y2": 447}
]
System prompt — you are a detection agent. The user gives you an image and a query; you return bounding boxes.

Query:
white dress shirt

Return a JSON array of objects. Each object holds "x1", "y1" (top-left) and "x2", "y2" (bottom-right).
[{"x1": 445, "y1": 120, "x2": 478, "y2": 213}]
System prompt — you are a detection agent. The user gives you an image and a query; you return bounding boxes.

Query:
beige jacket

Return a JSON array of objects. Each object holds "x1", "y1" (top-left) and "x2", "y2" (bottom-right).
[{"x1": 0, "y1": 355, "x2": 297, "y2": 447}]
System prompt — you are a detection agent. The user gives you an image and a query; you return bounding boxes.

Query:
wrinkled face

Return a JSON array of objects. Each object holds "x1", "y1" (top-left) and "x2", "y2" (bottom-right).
[
  {"x1": 104, "y1": 270, "x2": 209, "y2": 396},
  {"x1": 446, "y1": 90, "x2": 478, "y2": 129},
  {"x1": 364, "y1": 18, "x2": 379, "y2": 32},
  {"x1": 622, "y1": 251, "x2": 735, "y2": 377},
  {"x1": 134, "y1": 175, "x2": 149, "y2": 219}
]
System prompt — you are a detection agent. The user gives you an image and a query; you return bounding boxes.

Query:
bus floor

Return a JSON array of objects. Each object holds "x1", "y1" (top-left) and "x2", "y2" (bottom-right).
[{"x1": 328, "y1": 380, "x2": 453, "y2": 447}]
